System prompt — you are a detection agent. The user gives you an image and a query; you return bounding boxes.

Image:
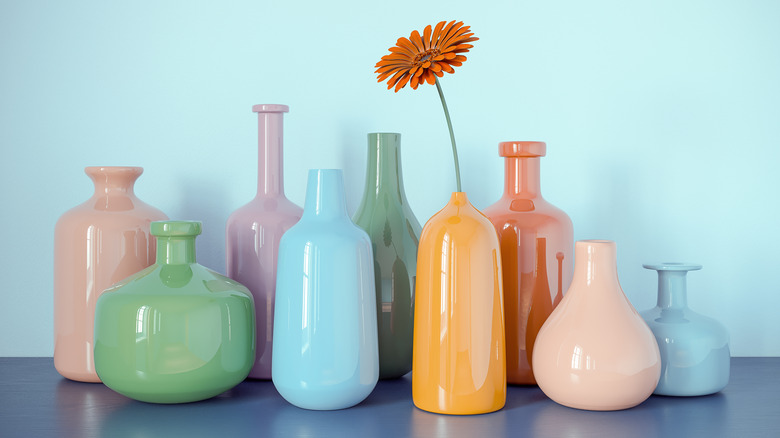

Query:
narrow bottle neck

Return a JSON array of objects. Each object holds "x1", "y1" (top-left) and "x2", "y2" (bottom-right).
[
  {"x1": 656, "y1": 271, "x2": 688, "y2": 310},
  {"x1": 504, "y1": 157, "x2": 541, "y2": 198},
  {"x1": 573, "y1": 240, "x2": 620, "y2": 290},
  {"x1": 257, "y1": 112, "x2": 285, "y2": 197},
  {"x1": 156, "y1": 237, "x2": 197, "y2": 264},
  {"x1": 303, "y1": 170, "x2": 348, "y2": 220},
  {"x1": 86, "y1": 167, "x2": 141, "y2": 197},
  {"x1": 364, "y1": 134, "x2": 404, "y2": 198}
]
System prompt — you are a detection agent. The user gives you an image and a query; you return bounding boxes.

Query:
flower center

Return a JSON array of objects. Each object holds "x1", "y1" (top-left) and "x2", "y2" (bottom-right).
[{"x1": 413, "y1": 49, "x2": 440, "y2": 66}]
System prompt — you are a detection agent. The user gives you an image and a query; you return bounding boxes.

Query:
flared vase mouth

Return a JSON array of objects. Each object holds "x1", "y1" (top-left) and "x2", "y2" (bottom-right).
[
  {"x1": 252, "y1": 104, "x2": 289, "y2": 113},
  {"x1": 643, "y1": 262, "x2": 702, "y2": 271},
  {"x1": 499, "y1": 141, "x2": 546, "y2": 157},
  {"x1": 151, "y1": 221, "x2": 202, "y2": 237},
  {"x1": 85, "y1": 166, "x2": 143, "y2": 177}
]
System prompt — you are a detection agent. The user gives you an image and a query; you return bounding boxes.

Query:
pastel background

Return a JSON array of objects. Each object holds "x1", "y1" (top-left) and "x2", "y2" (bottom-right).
[{"x1": 1, "y1": 0, "x2": 778, "y2": 356}]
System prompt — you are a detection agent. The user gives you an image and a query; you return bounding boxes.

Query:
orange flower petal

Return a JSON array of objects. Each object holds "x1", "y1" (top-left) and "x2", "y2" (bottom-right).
[
  {"x1": 429, "y1": 62, "x2": 442, "y2": 73},
  {"x1": 409, "y1": 30, "x2": 425, "y2": 52},
  {"x1": 422, "y1": 24, "x2": 432, "y2": 51},
  {"x1": 394, "y1": 74, "x2": 411, "y2": 92},
  {"x1": 431, "y1": 21, "x2": 446, "y2": 46},
  {"x1": 386, "y1": 70, "x2": 407, "y2": 88}
]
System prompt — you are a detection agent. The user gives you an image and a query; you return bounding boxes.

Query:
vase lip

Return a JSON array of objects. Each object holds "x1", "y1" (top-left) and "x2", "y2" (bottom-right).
[
  {"x1": 151, "y1": 221, "x2": 202, "y2": 237},
  {"x1": 643, "y1": 262, "x2": 702, "y2": 271},
  {"x1": 368, "y1": 132, "x2": 401, "y2": 136},
  {"x1": 252, "y1": 104, "x2": 289, "y2": 113},
  {"x1": 85, "y1": 166, "x2": 143, "y2": 175},
  {"x1": 499, "y1": 141, "x2": 546, "y2": 158},
  {"x1": 578, "y1": 239, "x2": 614, "y2": 245}
]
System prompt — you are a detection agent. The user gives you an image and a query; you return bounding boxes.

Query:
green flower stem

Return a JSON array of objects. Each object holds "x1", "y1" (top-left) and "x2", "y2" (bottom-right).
[{"x1": 434, "y1": 77, "x2": 462, "y2": 193}]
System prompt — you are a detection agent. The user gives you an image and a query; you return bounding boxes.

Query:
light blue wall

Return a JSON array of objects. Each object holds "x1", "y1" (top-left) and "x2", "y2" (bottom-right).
[{"x1": 1, "y1": 0, "x2": 778, "y2": 356}]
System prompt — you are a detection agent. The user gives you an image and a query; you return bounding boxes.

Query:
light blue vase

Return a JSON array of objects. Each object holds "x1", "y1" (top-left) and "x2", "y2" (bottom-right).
[
  {"x1": 272, "y1": 169, "x2": 379, "y2": 410},
  {"x1": 641, "y1": 263, "x2": 730, "y2": 396}
]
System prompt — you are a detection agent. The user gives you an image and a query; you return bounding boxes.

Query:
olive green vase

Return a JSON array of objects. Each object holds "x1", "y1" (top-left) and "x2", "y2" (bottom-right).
[
  {"x1": 353, "y1": 133, "x2": 421, "y2": 379},
  {"x1": 94, "y1": 221, "x2": 256, "y2": 403}
]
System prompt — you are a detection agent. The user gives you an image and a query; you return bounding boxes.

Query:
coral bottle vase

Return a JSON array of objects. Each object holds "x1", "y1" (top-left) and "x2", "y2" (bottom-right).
[{"x1": 484, "y1": 141, "x2": 573, "y2": 385}]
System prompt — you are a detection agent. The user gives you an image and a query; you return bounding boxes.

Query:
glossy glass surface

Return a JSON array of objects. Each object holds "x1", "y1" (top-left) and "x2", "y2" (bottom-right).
[
  {"x1": 54, "y1": 166, "x2": 168, "y2": 382},
  {"x1": 533, "y1": 240, "x2": 661, "y2": 411},
  {"x1": 641, "y1": 263, "x2": 730, "y2": 396},
  {"x1": 412, "y1": 192, "x2": 506, "y2": 415},
  {"x1": 226, "y1": 104, "x2": 303, "y2": 379},
  {"x1": 353, "y1": 133, "x2": 421, "y2": 380},
  {"x1": 94, "y1": 221, "x2": 255, "y2": 403},
  {"x1": 272, "y1": 169, "x2": 379, "y2": 410},
  {"x1": 484, "y1": 141, "x2": 573, "y2": 385}
]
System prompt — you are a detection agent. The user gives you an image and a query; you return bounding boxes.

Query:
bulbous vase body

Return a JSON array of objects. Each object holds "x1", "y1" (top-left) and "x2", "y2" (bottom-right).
[
  {"x1": 226, "y1": 104, "x2": 303, "y2": 379},
  {"x1": 54, "y1": 166, "x2": 168, "y2": 382},
  {"x1": 412, "y1": 192, "x2": 506, "y2": 415},
  {"x1": 533, "y1": 240, "x2": 661, "y2": 411},
  {"x1": 94, "y1": 221, "x2": 256, "y2": 403},
  {"x1": 272, "y1": 169, "x2": 379, "y2": 410},
  {"x1": 483, "y1": 141, "x2": 573, "y2": 385},
  {"x1": 353, "y1": 133, "x2": 421, "y2": 379},
  {"x1": 641, "y1": 263, "x2": 730, "y2": 396}
]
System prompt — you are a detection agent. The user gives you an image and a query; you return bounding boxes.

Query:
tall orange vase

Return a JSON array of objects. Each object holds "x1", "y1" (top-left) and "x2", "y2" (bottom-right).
[
  {"x1": 412, "y1": 192, "x2": 506, "y2": 415},
  {"x1": 54, "y1": 167, "x2": 167, "y2": 382},
  {"x1": 483, "y1": 141, "x2": 573, "y2": 385}
]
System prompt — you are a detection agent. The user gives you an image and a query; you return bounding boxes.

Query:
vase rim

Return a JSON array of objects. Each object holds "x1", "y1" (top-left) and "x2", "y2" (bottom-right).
[
  {"x1": 368, "y1": 132, "x2": 401, "y2": 136},
  {"x1": 499, "y1": 141, "x2": 546, "y2": 157},
  {"x1": 643, "y1": 262, "x2": 702, "y2": 271},
  {"x1": 85, "y1": 166, "x2": 143, "y2": 174},
  {"x1": 578, "y1": 239, "x2": 614, "y2": 245},
  {"x1": 252, "y1": 104, "x2": 289, "y2": 113},
  {"x1": 152, "y1": 221, "x2": 202, "y2": 237}
]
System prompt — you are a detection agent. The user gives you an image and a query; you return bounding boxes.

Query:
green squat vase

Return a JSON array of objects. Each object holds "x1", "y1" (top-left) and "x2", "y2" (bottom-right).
[
  {"x1": 94, "y1": 221, "x2": 256, "y2": 403},
  {"x1": 353, "y1": 133, "x2": 421, "y2": 379}
]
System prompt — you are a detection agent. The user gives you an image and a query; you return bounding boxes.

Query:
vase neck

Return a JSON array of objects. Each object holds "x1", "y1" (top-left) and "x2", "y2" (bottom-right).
[
  {"x1": 303, "y1": 169, "x2": 348, "y2": 220},
  {"x1": 656, "y1": 271, "x2": 689, "y2": 310},
  {"x1": 362, "y1": 133, "x2": 406, "y2": 199},
  {"x1": 152, "y1": 221, "x2": 201, "y2": 265},
  {"x1": 86, "y1": 167, "x2": 141, "y2": 197},
  {"x1": 504, "y1": 157, "x2": 541, "y2": 198},
  {"x1": 573, "y1": 240, "x2": 620, "y2": 290},
  {"x1": 254, "y1": 105, "x2": 289, "y2": 198}
]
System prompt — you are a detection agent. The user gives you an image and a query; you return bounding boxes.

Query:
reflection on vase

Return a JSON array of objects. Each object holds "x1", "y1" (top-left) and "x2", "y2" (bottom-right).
[
  {"x1": 94, "y1": 221, "x2": 255, "y2": 404},
  {"x1": 532, "y1": 240, "x2": 661, "y2": 411},
  {"x1": 412, "y1": 192, "x2": 506, "y2": 415},
  {"x1": 641, "y1": 263, "x2": 730, "y2": 396},
  {"x1": 484, "y1": 141, "x2": 573, "y2": 385},
  {"x1": 226, "y1": 104, "x2": 303, "y2": 380},
  {"x1": 354, "y1": 133, "x2": 421, "y2": 380},
  {"x1": 272, "y1": 169, "x2": 379, "y2": 410},
  {"x1": 54, "y1": 166, "x2": 168, "y2": 383}
]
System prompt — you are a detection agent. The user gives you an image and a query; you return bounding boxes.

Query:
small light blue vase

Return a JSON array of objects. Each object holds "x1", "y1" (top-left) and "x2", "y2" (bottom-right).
[
  {"x1": 641, "y1": 263, "x2": 730, "y2": 396},
  {"x1": 272, "y1": 169, "x2": 379, "y2": 410}
]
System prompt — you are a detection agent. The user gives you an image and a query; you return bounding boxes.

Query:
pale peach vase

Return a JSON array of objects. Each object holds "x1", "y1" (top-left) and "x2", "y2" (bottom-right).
[
  {"x1": 532, "y1": 240, "x2": 661, "y2": 411},
  {"x1": 54, "y1": 167, "x2": 167, "y2": 382}
]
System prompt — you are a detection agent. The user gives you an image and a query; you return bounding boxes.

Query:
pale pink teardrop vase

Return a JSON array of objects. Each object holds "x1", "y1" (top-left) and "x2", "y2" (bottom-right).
[
  {"x1": 54, "y1": 166, "x2": 168, "y2": 382},
  {"x1": 532, "y1": 240, "x2": 661, "y2": 410},
  {"x1": 226, "y1": 104, "x2": 303, "y2": 379}
]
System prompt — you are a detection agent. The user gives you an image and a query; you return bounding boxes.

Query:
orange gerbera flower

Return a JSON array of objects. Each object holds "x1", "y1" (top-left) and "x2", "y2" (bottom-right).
[{"x1": 376, "y1": 20, "x2": 478, "y2": 92}]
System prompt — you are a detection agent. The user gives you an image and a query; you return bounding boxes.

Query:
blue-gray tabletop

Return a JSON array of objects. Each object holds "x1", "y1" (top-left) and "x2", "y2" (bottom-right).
[{"x1": 1, "y1": 357, "x2": 778, "y2": 437}]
